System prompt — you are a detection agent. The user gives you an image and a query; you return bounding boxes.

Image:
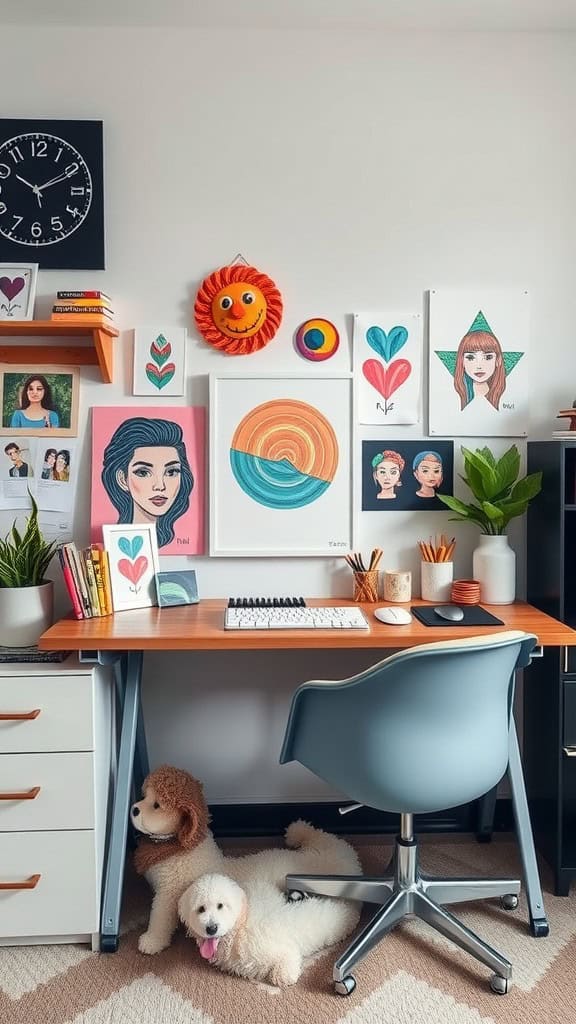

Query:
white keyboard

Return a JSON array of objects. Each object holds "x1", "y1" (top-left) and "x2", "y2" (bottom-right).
[{"x1": 224, "y1": 606, "x2": 370, "y2": 630}]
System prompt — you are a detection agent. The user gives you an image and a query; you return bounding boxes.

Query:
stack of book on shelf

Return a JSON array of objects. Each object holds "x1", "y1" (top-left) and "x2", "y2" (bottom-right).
[
  {"x1": 58, "y1": 542, "x2": 113, "y2": 619},
  {"x1": 51, "y1": 290, "x2": 114, "y2": 326}
]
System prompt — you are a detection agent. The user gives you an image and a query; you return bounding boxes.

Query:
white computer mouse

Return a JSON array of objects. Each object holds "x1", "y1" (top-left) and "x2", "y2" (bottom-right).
[{"x1": 373, "y1": 606, "x2": 413, "y2": 625}]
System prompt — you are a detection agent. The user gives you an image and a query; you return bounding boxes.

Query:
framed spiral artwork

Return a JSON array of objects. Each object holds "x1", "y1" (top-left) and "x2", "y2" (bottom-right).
[{"x1": 210, "y1": 373, "x2": 353, "y2": 556}]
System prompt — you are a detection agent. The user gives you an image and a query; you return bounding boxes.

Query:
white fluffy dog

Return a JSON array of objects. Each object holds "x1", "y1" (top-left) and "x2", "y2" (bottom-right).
[{"x1": 179, "y1": 869, "x2": 360, "y2": 986}]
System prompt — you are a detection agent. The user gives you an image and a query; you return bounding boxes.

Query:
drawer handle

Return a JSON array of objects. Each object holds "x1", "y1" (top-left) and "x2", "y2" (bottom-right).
[
  {"x1": 0, "y1": 786, "x2": 41, "y2": 801},
  {"x1": 0, "y1": 709, "x2": 41, "y2": 721},
  {"x1": 563, "y1": 747, "x2": 576, "y2": 758},
  {"x1": 0, "y1": 874, "x2": 41, "y2": 891}
]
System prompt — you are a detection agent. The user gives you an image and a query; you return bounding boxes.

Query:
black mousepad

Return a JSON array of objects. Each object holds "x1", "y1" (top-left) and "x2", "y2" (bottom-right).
[{"x1": 410, "y1": 605, "x2": 504, "y2": 627}]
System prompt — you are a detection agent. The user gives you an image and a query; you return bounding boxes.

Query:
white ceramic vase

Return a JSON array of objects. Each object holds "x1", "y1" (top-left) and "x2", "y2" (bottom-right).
[
  {"x1": 0, "y1": 581, "x2": 54, "y2": 647},
  {"x1": 472, "y1": 535, "x2": 516, "y2": 605}
]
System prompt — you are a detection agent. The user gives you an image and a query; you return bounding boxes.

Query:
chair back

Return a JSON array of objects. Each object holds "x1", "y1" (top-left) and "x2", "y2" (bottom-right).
[{"x1": 280, "y1": 631, "x2": 536, "y2": 814}]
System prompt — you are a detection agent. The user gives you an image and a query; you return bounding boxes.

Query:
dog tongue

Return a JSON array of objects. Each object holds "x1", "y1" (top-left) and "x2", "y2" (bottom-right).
[{"x1": 199, "y1": 937, "x2": 219, "y2": 960}]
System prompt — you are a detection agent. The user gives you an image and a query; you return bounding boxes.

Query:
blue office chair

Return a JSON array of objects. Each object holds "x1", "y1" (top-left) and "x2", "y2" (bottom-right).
[{"x1": 280, "y1": 631, "x2": 537, "y2": 996}]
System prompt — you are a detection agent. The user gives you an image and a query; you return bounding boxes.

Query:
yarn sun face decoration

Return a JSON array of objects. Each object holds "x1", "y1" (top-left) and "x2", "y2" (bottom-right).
[{"x1": 194, "y1": 264, "x2": 283, "y2": 355}]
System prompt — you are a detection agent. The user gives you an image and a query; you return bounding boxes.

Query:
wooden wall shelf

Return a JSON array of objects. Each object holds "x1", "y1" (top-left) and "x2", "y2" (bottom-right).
[{"x1": 0, "y1": 319, "x2": 119, "y2": 383}]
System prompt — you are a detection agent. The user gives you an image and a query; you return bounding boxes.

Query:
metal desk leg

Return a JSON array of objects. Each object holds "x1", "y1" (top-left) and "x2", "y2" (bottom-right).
[
  {"x1": 100, "y1": 650, "x2": 143, "y2": 952},
  {"x1": 507, "y1": 720, "x2": 549, "y2": 937},
  {"x1": 134, "y1": 697, "x2": 150, "y2": 793}
]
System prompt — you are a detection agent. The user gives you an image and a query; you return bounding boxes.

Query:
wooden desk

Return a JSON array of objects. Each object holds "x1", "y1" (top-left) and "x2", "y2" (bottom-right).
[
  {"x1": 40, "y1": 597, "x2": 576, "y2": 651},
  {"x1": 40, "y1": 599, "x2": 576, "y2": 951}
]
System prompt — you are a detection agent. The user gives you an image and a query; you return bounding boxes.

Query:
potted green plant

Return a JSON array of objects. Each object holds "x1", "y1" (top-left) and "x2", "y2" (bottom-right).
[
  {"x1": 0, "y1": 493, "x2": 58, "y2": 646},
  {"x1": 437, "y1": 444, "x2": 542, "y2": 604}
]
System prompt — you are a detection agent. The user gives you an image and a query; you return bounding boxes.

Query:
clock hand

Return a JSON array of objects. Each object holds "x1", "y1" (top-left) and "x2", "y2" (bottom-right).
[
  {"x1": 16, "y1": 174, "x2": 43, "y2": 208},
  {"x1": 16, "y1": 174, "x2": 38, "y2": 191},
  {"x1": 37, "y1": 166, "x2": 78, "y2": 192}
]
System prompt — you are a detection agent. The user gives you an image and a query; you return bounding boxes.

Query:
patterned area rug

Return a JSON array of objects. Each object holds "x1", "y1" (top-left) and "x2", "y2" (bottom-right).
[{"x1": 1, "y1": 837, "x2": 575, "y2": 1024}]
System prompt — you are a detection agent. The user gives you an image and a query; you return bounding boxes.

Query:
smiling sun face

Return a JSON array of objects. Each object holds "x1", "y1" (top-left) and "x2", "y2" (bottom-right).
[{"x1": 194, "y1": 263, "x2": 283, "y2": 354}]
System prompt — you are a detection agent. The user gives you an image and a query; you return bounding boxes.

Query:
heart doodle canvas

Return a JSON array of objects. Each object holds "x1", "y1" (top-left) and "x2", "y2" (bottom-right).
[
  {"x1": 133, "y1": 327, "x2": 186, "y2": 396},
  {"x1": 0, "y1": 263, "x2": 38, "y2": 320},
  {"x1": 354, "y1": 312, "x2": 422, "y2": 425},
  {"x1": 102, "y1": 523, "x2": 160, "y2": 611}
]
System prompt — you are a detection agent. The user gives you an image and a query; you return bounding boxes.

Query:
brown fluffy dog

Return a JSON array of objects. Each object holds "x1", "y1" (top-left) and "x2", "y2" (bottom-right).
[{"x1": 131, "y1": 766, "x2": 225, "y2": 954}]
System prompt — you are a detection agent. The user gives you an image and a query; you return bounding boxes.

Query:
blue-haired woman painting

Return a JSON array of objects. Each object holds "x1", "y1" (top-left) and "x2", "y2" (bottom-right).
[{"x1": 101, "y1": 417, "x2": 194, "y2": 548}]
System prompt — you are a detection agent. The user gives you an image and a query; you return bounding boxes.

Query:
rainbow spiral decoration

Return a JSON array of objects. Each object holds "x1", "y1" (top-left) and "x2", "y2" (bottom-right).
[
  {"x1": 230, "y1": 399, "x2": 339, "y2": 510},
  {"x1": 295, "y1": 318, "x2": 340, "y2": 361}
]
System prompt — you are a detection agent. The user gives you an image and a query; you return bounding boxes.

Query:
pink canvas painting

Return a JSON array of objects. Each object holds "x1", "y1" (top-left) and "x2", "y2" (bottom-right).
[{"x1": 91, "y1": 407, "x2": 205, "y2": 555}]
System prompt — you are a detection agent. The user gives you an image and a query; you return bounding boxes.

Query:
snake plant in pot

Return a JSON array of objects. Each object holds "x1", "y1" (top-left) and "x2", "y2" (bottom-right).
[
  {"x1": 437, "y1": 444, "x2": 542, "y2": 604},
  {"x1": 0, "y1": 494, "x2": 58, "y2": 646}
]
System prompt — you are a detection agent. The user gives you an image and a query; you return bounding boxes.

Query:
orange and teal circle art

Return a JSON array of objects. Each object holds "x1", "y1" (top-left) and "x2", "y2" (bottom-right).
[
  {"x1": 295, "y1": 318, "x2": 340, "y2": 361},
  {"x1": 230, "y1": 399, "x2": 339, "y2": 509}
]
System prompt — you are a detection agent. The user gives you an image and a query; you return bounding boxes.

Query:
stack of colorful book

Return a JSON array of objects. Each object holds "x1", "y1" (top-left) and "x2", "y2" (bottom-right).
[
  {"x1": 58, "y1": 542, "x2": 113, "y2": 619},
  {"x1": 51, "y1": 290, "x2": 114, "y2": 325}
]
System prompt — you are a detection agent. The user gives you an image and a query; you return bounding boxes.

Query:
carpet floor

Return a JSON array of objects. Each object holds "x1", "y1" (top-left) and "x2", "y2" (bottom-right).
[{"x1": 1, "y1": 836, "x2": 575, "y2": 1024}]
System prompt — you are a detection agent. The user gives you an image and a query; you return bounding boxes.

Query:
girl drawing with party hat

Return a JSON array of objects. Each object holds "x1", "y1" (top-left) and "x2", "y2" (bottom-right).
[{"x1": 453, "y1": 311, "x2": 507, "y2": 412}]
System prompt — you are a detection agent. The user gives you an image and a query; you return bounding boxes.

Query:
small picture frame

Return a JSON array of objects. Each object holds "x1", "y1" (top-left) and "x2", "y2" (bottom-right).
[
  {"x1": 155, "y1": 569, "x2": 199, "y2": 607},
  {"x1": 0, "y1": 263, "x2": 38, "y2": 320},
  {"x1": 132, "y1": 326, "x2": 186, "y2": 396},
  {"x1": 102, "y1": 523, "x2": 160, "y2": 612},
  {"x1": 0, "y1": 364, "x2": 80, "y2": 437}
]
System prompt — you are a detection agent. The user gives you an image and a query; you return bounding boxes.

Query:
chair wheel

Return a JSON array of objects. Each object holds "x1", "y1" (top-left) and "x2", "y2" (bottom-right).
[
  {"x1": 99, "y1": 935, "x2": 119, "y2": 953},
  {"x1": 500, "y1": 894, "x2": 519, "y2": 911},
  {"x1": 287, "y1": 889, "x2": 306, "y2": 902},
  {"x1": 530, "y1": 917, "x2": 549, "y2": 938},
  {"x1": 490, "y1": 974, "x2": 511, "y2": 995},
  {"x1": 334, "y1": 975, "x2": 356, "y2": 996}
]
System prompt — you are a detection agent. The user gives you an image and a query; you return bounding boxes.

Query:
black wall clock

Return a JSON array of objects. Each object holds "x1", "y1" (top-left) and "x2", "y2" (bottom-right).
[{"x1": 0, "y1": 119, "x2": 105, "y2": 270}]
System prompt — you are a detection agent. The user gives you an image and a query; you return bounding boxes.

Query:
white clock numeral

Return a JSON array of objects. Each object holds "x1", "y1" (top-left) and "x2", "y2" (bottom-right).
[
  {"x1": 0, "y1": 203, "x2": 6, "y2": 215},
  {"x1": 51, "y1": 216, "x2": 63, "y2": 231},
  {"x1": 0, "y1": 164, "x2": 10, "y2": 179},
  {"x1": 65, "y1": 162, "x2": 79, "y2": 177},
  {"x1": 8, "y1": 147, "x2": 24, "y2": 164},
  {"x1": 31, "y1": 139, "x2": 47, "y2": 157},
  {"x1": 66, "y1": 205, "x2": 81, "y2": 218},
  {"x1": 11, "y1": 215, "x2": 22, "y2": 230},
  {"x1": 54, "y1": 146, "x2": 63, "y2": 163},
  {"x1": 31, "y1": 221, "x2": 42, "y2": 238},
  {"x1": 70, "y1": 186, "x2": 85, "y2": 196}
]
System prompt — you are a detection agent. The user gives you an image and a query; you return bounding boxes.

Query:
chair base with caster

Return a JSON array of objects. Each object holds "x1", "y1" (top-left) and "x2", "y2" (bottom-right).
[{"x1": 286, "y1": 814, "x2": 520, "y2": 997}]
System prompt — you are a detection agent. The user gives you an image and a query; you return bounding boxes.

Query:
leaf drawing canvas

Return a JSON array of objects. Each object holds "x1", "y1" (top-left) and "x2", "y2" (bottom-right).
[
  {"x1": 354, "y1": 312, "x2": 421, "y2": 425},
  {"x1": 133, "y1": 327, "x2": 186, "y2": 396},
  {"x1": 428, "y1": 290, "x2": 529, "y2": 436}
]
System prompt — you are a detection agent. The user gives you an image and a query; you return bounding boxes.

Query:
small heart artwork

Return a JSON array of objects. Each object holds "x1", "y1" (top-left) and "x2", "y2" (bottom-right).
[
  {"x1": 0, "y1": 276, "x2": 25, "y2": 302},
  {"x1": 117, "y1": 555, "x2": 149, "y2": 588}
]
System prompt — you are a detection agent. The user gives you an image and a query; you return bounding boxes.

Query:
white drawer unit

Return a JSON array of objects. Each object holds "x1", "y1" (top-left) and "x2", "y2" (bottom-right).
[{"x1": 0, "y1": 658, "x2": 113, "y2": 949}]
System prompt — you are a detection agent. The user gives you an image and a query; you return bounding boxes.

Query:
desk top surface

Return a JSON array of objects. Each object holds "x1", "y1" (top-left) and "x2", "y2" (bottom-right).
[{"x1": 39, "y1": 598, "x2": 576, "y2": 651}]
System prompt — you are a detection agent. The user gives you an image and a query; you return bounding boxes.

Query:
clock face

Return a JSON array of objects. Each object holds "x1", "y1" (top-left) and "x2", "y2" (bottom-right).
[
  {"x1": 0, "y1": 133, "x2": 92, "y2": 247},
  {"x1": 0, "y1": 119, "x2": 105, "y2": 270}
]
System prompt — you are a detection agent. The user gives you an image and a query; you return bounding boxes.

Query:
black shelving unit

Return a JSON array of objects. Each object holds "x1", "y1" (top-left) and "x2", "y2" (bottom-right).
[{"x1": 526, "y1": 440, "x2": 576, "y2": 894}]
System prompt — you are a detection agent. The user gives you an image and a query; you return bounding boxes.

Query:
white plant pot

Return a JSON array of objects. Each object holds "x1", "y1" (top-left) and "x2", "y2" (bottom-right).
[
  {"x1": 472, "y1": 535, "x2": 516, "y2": 605},
  {"x1": 0, "y1": 581, "x2": 54, "y2": 647}
]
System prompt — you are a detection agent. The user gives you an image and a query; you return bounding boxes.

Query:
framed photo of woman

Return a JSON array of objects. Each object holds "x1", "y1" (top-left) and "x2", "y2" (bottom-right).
[{"x1": 0, "y1": 364, "x2": 80, "y2": 437}]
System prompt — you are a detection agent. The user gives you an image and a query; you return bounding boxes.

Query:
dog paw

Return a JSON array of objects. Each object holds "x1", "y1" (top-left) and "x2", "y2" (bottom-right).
[
  {"x1": 270, "y1": 952, "x2": 301, "y2": 987},
  {"x1": 138, "y1": 931, "x2": 168, "y2": 955}
]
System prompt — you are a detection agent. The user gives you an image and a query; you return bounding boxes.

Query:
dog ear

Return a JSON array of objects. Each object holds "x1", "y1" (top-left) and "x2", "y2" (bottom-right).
[{"x1": 178, "y1": 807, "x2": 202, "y2": 849}]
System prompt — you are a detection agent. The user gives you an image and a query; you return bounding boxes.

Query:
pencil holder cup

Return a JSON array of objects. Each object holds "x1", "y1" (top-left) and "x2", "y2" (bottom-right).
[
  {"x1": 352, "y1": 570, "x2": 379, "y2": 603},
  {"x1": 383, "y1": 569, "x2": 412, "y2": 603},
  {"x1": 421, "y1": 561, "x2": 453, "y2": 602}
]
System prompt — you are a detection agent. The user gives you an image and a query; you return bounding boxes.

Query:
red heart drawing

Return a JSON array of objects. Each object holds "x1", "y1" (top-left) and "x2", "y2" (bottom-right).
[
  {"x1": 0, "y1": 276, "x2": 25, "y2": 302},
  {"x1": 118, "y1": 555, "x2": 148, "y2": 586},
  {"x1": 362, "y1": 358, "x2": 411, "y2": 400}
]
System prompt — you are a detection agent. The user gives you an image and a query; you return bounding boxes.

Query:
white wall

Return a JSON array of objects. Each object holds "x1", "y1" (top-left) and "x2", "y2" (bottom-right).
[{"x1": 1, "y1": 27, "x2": 575, "y2": 801}]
